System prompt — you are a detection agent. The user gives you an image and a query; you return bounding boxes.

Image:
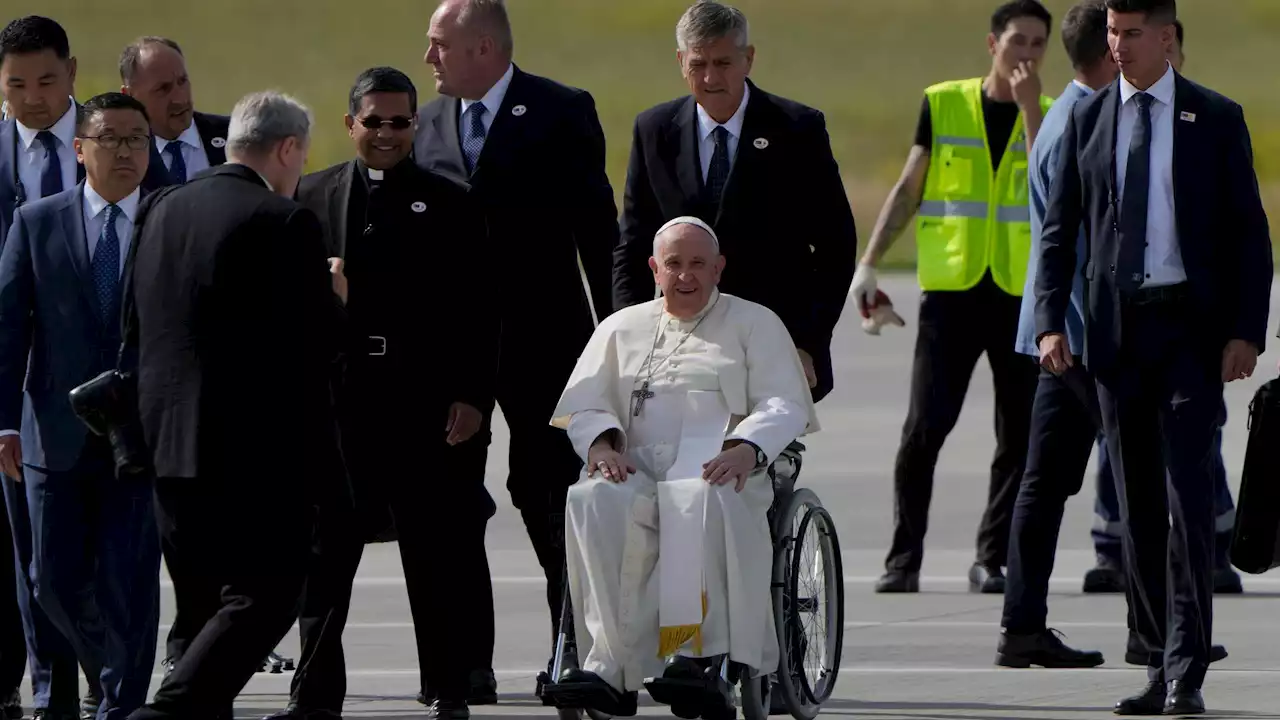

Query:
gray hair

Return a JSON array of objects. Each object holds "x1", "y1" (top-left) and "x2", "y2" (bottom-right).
[
  {"x1": 653, "y1": 216, "x2": 721, "y2": 256},
  {"x1": 454, "y1": 0, "x2": 514, "y2": 56},
  {"x1": 226, "y1": 90, "x2": 313, "y2": 157},
  {"x1": 676, "y1": 1, "x2": 749, "y2": 52}
]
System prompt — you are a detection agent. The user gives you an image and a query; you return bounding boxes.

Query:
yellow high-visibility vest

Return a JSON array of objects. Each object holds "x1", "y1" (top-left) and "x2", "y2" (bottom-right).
[{"x1": 915, "y1": 77, "x2": 1054, "y2": 295}]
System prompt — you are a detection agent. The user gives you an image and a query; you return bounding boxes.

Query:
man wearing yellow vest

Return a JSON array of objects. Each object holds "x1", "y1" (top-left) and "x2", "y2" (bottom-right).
[{"x1": 852, "y1": 0, "x2": 1056, "y2": 594}]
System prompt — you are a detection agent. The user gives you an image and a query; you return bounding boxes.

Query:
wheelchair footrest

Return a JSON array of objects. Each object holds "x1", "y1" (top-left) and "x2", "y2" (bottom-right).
[{"x1": 542, "y1": 679, "x2": 637, "y2": 716}]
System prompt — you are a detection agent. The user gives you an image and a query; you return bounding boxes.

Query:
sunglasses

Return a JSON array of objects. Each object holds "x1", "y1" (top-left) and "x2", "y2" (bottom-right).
[{"x1": 358, "y1": 115, "x2": 414, "y2": 130}]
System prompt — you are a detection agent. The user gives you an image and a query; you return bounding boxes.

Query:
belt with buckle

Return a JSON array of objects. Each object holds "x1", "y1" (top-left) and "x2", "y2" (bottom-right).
[
  {"x1": 1122, "y1": 282, "x2": 1189, "y2": 306},
  {"x1": 367, "y1": 335, "x2": 387, "y2": 356}
]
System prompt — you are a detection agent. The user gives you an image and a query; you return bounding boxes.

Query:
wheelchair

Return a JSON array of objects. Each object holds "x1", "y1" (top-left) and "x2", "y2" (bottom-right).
[{"x1": 538, "y1": 440, "x2": 845, "y2": 720}]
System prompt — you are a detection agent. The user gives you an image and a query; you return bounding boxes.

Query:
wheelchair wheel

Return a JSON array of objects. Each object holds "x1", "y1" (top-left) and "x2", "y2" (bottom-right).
[{"x1": 771, "y1": 488, "x2": 844, "y2": 720}]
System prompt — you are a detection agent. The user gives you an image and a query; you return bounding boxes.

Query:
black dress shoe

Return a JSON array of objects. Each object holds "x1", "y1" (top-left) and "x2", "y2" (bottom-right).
[
  {"x1": 549, "y1": 669, "x2": 638, "y2": 717},
  {"x1": 261, "y1": 705, "x2": 343, "y2": 720},
  {"x1": 1114, "y1": 680, "x2": 1166, "y2": 715},
  {"x1": 644, "y1": 656, "x2": 735, "y2": 720},
  {"x1": 419, "y1": 668, "x2": 499, "y2": 706},
  {"x1": 2, "y1": 689, "x2": 21, "y2": 720},
  {"x1": 1163, "y1": 680, "x2": 1204, "y2": 715},
  {"x1": 874, "y1": 570, "x2": 918, "y2": 593},
  {"x1": 968, "y1": 563, "x2": 1005, "y2": 594},
  {"x1": 1083, "y1": 556, "x2": 1126, "y2": 593},
  {"x1": 995, "y1": 628, "x2": 1104, "y2": 668},
  {"x1": 1123, "y1": 631, "x2": 1227, "y2": 665},
  {"x1": 426, "y1": 699, "x2": 470, "y2": 720}
]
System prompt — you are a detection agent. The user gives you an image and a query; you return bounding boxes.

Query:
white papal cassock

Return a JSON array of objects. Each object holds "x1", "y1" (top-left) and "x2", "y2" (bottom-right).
[{"x1": 550, "y1": 289, "x2": 819, "y2": 693}]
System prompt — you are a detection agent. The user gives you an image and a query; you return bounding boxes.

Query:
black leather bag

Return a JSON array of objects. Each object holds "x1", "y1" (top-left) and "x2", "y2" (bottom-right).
[
  {"x1": 68, "y1": 368, "x2": 149, "y2": 478},
  {"x1": 1230, "y1": 378, "x2": 1280, "y2": 574}
]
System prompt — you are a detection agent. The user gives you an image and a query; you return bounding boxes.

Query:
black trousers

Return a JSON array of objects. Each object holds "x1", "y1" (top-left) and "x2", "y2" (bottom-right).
[
  {"x1": 129, "y1": 475, "x2": 313, "y2": 720},
  {"x1": 1001, "y1": 361, "x2": 1100, "y2": 632},
  {"x1": 885, "y1": 274, "x2": 1039, "y2": 573},
  {"x1": 288, "y1": 423, "x2": 493, "y2": 709},
  {"x1": 485, "y1": 330, "x2": 586, "y2": 656},
  {"x1": 0, "y1": 485, "x2": 25, "y2": 695},
  {"x1": 1098, "y1": 292, "x2": 1220, "y2": 689}
]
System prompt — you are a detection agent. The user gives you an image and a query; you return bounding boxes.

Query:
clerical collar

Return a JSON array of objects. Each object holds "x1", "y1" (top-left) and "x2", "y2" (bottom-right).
[
  {"x1": 356, "y1": 157, "x2": 413, "y2": 188},
  {"x1": 663, "y1": 288, "x2": 720, "y2": 325}
]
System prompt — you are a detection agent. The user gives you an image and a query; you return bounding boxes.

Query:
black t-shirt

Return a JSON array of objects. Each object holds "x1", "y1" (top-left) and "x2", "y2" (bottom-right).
[{"x1": 913, "y1": 93, "x2": 1021, "y2": 169}]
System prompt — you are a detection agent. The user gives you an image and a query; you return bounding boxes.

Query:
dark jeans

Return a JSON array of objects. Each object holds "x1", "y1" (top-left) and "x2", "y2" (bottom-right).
[
  {"x1": 25, "y1": 438, "x2": 161, "y2": 720},
  {"x1": 1002, "y1": 363, "x2": 1099, "y2": 633},
  {"x1": 1093, "y1": 402, "x2": 1236, "y2": 567},
  {"x1": 885, "y1": 274, "x2": 1039, "y2": 573},
  {"x1": 2, "y1": 473, "x2": 86, "y2": 714}
]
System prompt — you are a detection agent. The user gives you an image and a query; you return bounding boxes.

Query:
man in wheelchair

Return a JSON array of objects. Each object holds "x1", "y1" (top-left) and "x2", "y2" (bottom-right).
[{"x1": 545, "y1": 217, "x2": 819, "y2": 719}]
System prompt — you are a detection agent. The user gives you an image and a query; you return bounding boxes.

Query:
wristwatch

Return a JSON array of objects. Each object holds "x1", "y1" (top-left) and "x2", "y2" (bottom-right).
[{"x1": 742, "y1": 440, "x2": 767, "y2": 469}]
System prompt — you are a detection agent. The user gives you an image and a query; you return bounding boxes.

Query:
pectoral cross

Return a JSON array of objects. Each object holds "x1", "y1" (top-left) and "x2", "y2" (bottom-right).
[{"x1": 631, "y1": 380, "x2": 655, "y2": 416}]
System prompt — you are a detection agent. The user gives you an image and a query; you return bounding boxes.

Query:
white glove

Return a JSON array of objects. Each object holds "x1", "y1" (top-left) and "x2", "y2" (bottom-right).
[
  {"x1": 861, "y1": 290, "x2": 906, "y2": 335},
  {"x1": 851, "y1": 263, "x2": 878, "y2": 317}
]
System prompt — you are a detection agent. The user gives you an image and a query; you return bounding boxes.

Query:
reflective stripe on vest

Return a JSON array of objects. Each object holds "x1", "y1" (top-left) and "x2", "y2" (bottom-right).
[{"x1": 914, "y1": 78, "x2": 1054, "y2": 295}]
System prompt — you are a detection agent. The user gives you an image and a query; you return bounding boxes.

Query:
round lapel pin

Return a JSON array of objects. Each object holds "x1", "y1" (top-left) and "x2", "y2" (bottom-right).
[
  {"x1": 753, "y1": 137, "x2": 769, "y2": 149},
  {"x1": 211, "y1": 137, "x2": 227, "y2": 148},
  {"x1": 512, "y1": 104, "x2": 527, "y2": 116},
  {"x1": 411, "y1": 201, "x2": 427, "y2": 213}
]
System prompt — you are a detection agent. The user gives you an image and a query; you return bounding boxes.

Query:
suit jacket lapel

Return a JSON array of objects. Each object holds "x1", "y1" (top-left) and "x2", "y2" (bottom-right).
[
  {"x1": 715, "y1": 83, "x2": 766, "y2": 226},
  {"x1": 143, "y1": 138, "x2": 170, "y2": 190},
  {"x1": 1171, "y1": 73, "x2": 1201, "y2": 251},
  {"x1": 470, "y1": 68, "x2": 526, "y2": 180},
  {"x1": 670, "y1": 97, "x2": 702, "y2": 209},
  {"x1": 0, "y1": 122, "x2": 16, "y2": 212},
  {"x1": 58, "y1": 184, "x2": 98, "y2": 317},
  {"x1": 429, "y1": 96, "x2": 467, "y2": 177},
  {"x1": 1097, "y1": 81, "x2": 1119, "y2": 207},
  {"x1": 193, "y1": 113, "x2": 228, "y2": 166}
]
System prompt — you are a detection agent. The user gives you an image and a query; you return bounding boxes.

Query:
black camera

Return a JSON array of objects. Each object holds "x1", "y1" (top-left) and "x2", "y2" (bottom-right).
[{"x1": 68, "y1": 369, "x2": 151, "y2": 478}]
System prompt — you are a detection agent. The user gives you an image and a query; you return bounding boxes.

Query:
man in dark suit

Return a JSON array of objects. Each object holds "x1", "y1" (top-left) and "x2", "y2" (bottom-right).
[
  {"x1": 0, "y1": 92, "x2": 161, "y2": 720},
  {"x1": 125, "y1": 90, "x2": 347, "y2": 720},
  {"x1": 612, "y1": 0, "x2": 857, "y2": 404},
  {"x1": 1035, "y1": 0, "x2": 1272, "y2": 713},
  {"x1": 0, "y1": 16, "x2": 100, "y2": 720},
  {"x1": 269, "y1": 66, "x2": 497, "y2": 720},
  {"x1": 118, "y1": 36, "x2": 228, "y2": 195},
  {"x1": 414, "y1": 0, "x2": 619, "y2": 701}
]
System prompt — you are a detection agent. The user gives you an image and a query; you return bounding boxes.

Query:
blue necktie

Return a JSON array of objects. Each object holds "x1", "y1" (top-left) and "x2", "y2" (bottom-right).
[
  {"x1": 165, "y1": 141, "x2": 188, "y2": 184},
  {"x1": 706, "y1": 125, "x2": 731, "y2": 207},
  {"x1": 462, "y1": 103, "x2": 487, "y2": 174},
  {"x1": 91, "y1": 204, "x2": 122, "y2": 327},
  {"x1": 36, "y1": 131, "x2": 62, "y2": 198},
  {"x1": 1117, "y1": 92, "x2": 1153, "y2": 292}
]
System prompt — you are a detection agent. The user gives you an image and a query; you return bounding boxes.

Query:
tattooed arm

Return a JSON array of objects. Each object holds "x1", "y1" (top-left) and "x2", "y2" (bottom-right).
[{"x1": 859, "y1": 145, "x2": 930, "y2": 267}]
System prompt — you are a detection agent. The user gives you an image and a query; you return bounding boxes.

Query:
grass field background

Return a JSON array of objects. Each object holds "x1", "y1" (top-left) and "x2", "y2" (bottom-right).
[{"x1": 8, "y1": 0, "x2": 1278, "y2": 268}]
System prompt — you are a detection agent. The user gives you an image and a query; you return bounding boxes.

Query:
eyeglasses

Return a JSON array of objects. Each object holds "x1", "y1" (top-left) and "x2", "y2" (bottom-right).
[
  {"x1": 357, "y1": 115, "x2": 414, "y2": 130},
  {"x1": 79, "y1": 134, "x2": 150, "y2": 151}
]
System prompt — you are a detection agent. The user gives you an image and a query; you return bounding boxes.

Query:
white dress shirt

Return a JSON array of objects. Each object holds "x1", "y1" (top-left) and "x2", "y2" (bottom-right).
[
  {"x1": 155, "y1": 119, "x2": 212, "y2": 178},
  {"x1": 459, "y1": 62, "x2": 515, "y2": 140},
  {"x1": 14, "y1": 101, "x2": 78, "y2": 203},
  {"x1": 694, "y1": 83, "x2": 750, "y2": 182},
  {"x1": 1116, "y1": 62, "x2": 1185, "y2": 287},
  {"x1": 83, "y1": 182, "x2": 139, "y2": 274}
]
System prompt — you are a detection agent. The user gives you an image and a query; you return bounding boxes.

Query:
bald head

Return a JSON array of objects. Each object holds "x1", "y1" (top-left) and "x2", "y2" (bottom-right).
[{"x1": 426, "y1": 0, "x2": 513, "y2": 99}]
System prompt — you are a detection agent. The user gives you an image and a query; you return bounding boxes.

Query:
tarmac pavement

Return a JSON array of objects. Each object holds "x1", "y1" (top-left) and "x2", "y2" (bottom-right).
[{"x1": 36, "y1": 275, "x2": 1280, "y2": 718}]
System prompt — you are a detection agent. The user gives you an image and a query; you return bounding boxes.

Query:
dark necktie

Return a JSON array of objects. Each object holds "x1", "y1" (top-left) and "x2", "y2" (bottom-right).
[
  {"x1": 165, "y1": 141, "x2": 188, "y2": 184},
  {"x1": 706, "y1": 126, "x2": 731, "y2": 207},
  {"x1": 462, "y1": 103, "x2": 487, "y2": 175},
  {"x1": 1116, "y1": 92, "x2": 1153, "y2": 292},
  {"x1": 91, "y1": 204, "x2": 122, "y2": 326},
  {"x1": 36, "y1": 131, "x2": 62, "y2": 198}
]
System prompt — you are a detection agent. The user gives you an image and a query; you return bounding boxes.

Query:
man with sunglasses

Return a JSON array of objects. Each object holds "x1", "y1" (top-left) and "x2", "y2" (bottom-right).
[
  {"x1": 0, "y1": 91, "x2": 160, "y2": 720},
  {"x1": 268, "y1": 66, "x2": 497, "y2": 720}
]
